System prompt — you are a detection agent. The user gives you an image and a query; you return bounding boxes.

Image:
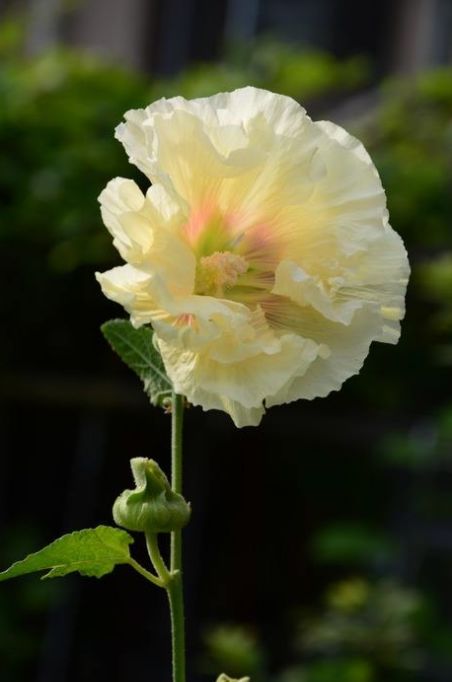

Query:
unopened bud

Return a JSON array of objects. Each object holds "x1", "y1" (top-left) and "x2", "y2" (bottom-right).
[{"x1": 113, "y1": 458, "x2": 191, "y2": 533}]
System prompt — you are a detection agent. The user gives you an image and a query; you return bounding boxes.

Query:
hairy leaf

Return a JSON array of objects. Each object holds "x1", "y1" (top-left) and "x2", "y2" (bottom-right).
[
  {"x1": 101, "y1": 319, "x2": 172, "y2": 406},
  {"x1": 0, "y1": 526, "x2": 133, "y2": 580}
]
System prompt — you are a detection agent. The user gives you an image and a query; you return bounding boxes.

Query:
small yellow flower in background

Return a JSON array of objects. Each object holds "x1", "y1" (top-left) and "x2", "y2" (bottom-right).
[{"x1": 96, "y1": 87, "x2": 409, "y2": 427}]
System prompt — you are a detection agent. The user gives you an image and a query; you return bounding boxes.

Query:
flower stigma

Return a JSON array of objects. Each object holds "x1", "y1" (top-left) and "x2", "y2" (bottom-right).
[{"x1": 195, "y1": 251, "x2": 249, "y2": 297}]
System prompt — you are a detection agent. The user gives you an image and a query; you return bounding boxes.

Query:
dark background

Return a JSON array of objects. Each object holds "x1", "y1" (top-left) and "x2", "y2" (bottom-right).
[{"x1": 1, "y1": 1, "x2": 452, "y2": 681}]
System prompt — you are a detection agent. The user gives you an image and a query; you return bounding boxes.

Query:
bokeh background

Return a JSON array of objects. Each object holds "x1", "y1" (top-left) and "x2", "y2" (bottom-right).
[{"x1": 1, "y1": 1, "x2": 452, "y2": 681}]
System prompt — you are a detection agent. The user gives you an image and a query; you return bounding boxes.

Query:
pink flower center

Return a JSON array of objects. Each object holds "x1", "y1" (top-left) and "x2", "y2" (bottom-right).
[{"x1": 185, "y1": 204, "x2": 282, "y2": 305}]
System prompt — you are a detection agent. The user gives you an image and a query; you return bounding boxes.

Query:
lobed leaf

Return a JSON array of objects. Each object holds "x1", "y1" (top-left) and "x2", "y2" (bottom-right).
[
  {"x1": 0, "y1": 526, "x2": 133, "y2": 581},
  {"x1": 101, "y1": 319, "x2": 172, "y2": 406}
]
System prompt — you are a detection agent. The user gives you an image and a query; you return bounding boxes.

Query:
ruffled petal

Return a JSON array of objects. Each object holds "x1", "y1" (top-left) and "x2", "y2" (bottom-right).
[
  {"x1": 266, "y1": 307, "x2": 383, "y2": 406},
  {"x1": 98, "y1": 178, "x2": 196, "y2": 296},
  {"x1": 98, "y1": 178, "x2": 151, "y2": 262},
  {"x1": 273, "y1": 259, "x2": 364, "y2": 324},
  {"x1": 115, "y1": 89, "x2": 319, "y2": 217},
  {"x1": 115, "y1": 108, "x2": 155, "y2": 180},
  {"x1": 158, "y1": 331, "x2": 320, "y2": 426},
  {"x1": 95, "y1": 264, "x2": 158, "y2": 327}
]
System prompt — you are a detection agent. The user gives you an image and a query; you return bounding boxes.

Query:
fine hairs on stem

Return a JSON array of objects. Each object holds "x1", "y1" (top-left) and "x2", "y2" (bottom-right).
[{"x1": 169, "y1": 393, "x2": 186, "y2": 682}]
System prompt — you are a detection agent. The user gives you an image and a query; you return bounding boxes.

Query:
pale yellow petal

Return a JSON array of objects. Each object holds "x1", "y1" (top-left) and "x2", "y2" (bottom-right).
[
  {"x1": 114, "y1": 88, "x2": 319, "y2": 216},
  {"x1": 115, "y1": 108, "x2": 155, "y2": 180},
  {"x1": 158, "y1": 331, "x2": 320, "y2": 414},
  {"x1": 98, "y1": 178, "x2": 196, "y2": 296},
  {"x1": 273, "y1": 259, "x2": 364, "y2": 324},
  {"x1": 334, "y1": 225, "x2": 410, "y2": 337},
  {"x1": 180, "y1": 383, "x2": 265, "y2": 428},
  {"x1": 315, "y1": 120, "x2": 377, "y2": 169},
  {"x1": 98, "y1": 178, "x2": 151, "y2": 262},
  {"x1": 95, "y1": 264, "x2": 157, "y2": 327},
  {"x1": 267, "y1": 307, "x2": 383, "y2": 406}
]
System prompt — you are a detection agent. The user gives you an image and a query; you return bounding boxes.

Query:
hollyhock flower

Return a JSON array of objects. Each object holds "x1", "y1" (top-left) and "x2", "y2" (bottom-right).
[{"x1": 96, "y1": 87, "x2": 409, "y2": 427}]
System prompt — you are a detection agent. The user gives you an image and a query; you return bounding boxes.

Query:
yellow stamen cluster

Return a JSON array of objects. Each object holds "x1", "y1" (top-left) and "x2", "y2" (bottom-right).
[{"x1": 195, "y1": 251, "x2": 248, "y2": 297}]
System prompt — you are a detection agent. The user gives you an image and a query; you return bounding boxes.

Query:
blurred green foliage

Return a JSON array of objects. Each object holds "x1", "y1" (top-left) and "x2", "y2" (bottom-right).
[
  {"x1": 345, "y1": 68, "x2": 452, "y2": 411},
  {"x1": 311, "y1": 522, "x2": 395, "y2": 567},
  {"x1": 364, "y1": 69, "x2": 452, "y2": 249},
  {"x1": 201, "y1": 625, "x2": 266, "y2": 681},
  {"x1": 380, "y1": 403, "x2": 452, "y2": 470},
  {"x1": 298, "y1": 578, "x2": 423, "y2": 674},
  {"x1": 418, "y1": 255, "x2": 452, "y2": 346},
  {"x1": 152, "y1": 38, "x2": 368, "y2": 101},
  {"x1": 361, "y1": 69, "x2": 452, "y2": 324},
  {"x1": 0, "y1": 25, "x2": 151, "y2": 273},
  {"x1": 201, "y1": 579, "x2": 428, "y2": 682},
  {"x1": 278, "y1": 658, "x2": 374, "y2": 682}
]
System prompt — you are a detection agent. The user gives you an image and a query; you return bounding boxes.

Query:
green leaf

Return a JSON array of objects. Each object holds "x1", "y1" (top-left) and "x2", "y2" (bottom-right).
[
  {"x1": 101, "y1": 319, "x2": 172, "y2": 406},
  {"x1": 0, "y1": 526, "x2": 134, "y2": 581}
]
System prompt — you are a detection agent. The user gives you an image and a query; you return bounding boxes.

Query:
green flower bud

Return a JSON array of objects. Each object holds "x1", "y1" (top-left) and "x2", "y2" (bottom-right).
[
  {"x1": 113, "y1": 458, "x2": 191, "y2": 533},
  {"x1": 216, "y1": 675, "x2": 250, "y2": 682}
]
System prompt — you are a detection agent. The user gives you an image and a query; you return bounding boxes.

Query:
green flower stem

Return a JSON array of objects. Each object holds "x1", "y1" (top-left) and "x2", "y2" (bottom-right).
[
  {"x1": 169, "y1": 392, "x2": 186, "y2": 682},
  {"x1": 142, "y1": 393, "x2": 186, "y2": 682},
  {"x1": 127, "y1": 557, "x2": 164, "y2": 588},
  {"x1": 145, "y1": 533, "x2": 171, "y2": 586},
  {"x1": 171, "y1": 393, "x2": 184, "y2": 567}
]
